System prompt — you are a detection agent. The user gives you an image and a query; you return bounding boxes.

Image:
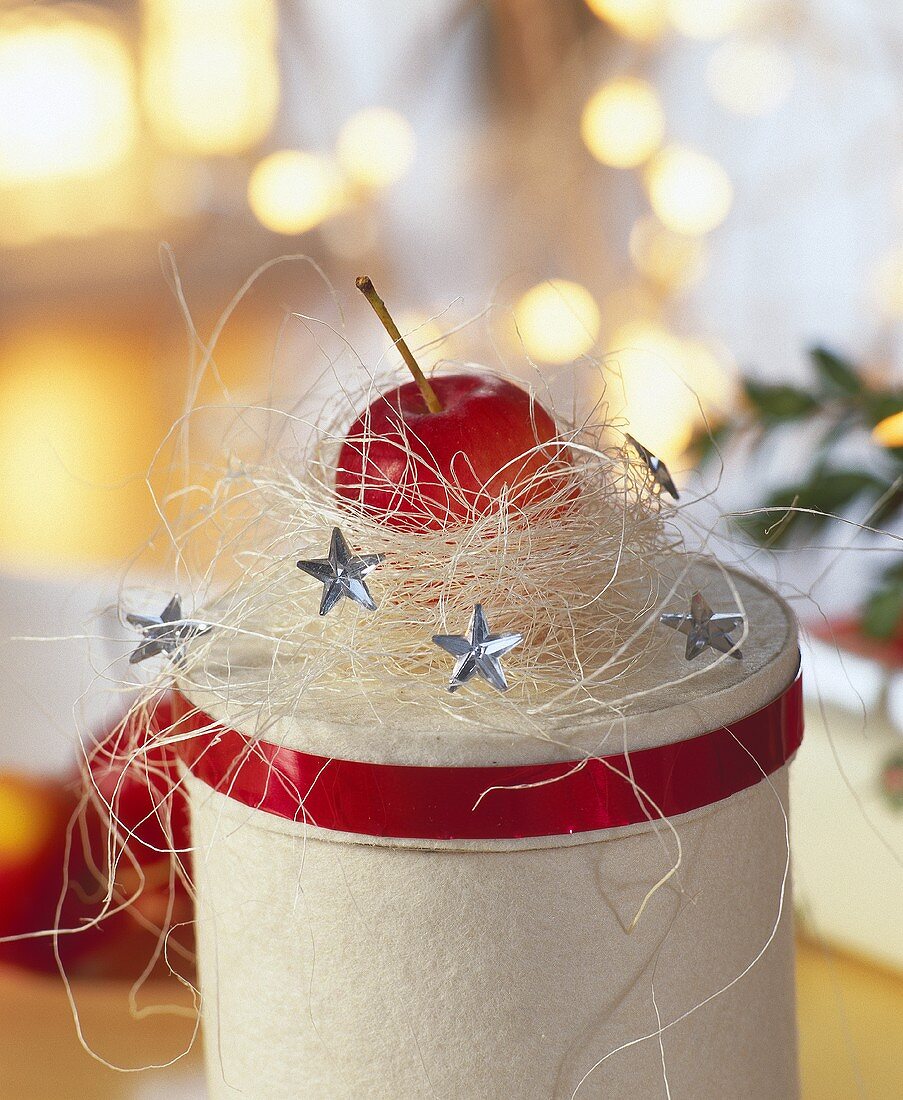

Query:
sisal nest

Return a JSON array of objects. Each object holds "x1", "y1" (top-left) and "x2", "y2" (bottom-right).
[{"x1": 153, "y1": 360, "x2": 688, "y2": 740}]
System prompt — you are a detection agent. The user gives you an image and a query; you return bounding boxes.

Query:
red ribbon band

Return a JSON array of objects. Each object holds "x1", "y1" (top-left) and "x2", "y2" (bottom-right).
[{"x1": 172, "y1": 673, "x2": 803, "y2": 841}]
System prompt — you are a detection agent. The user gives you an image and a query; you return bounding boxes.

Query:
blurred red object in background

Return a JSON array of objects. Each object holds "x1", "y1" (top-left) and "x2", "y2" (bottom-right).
[
  {"x1": 85, "y1": 694, "x2": 189, "y2": 858},
  {"x1": 811, "y1": 617, "x2": 903, "y2": 671},
  {"x1": 0, "y1": 771, "x2": 77, "y2": 968},
  {"x1": 0, "y1": 696, "x2": 193, "y2": 980}
]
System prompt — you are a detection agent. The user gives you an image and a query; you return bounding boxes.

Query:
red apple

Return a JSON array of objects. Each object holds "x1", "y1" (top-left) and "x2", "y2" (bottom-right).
[
  {"x1": 63, "y1": 698, "x2": 193, "y2": 980},
  {"x1": 335, "y1": 372, "x2": 568, "y2": 529},
  {"x1": 336, "y1": 277, "x2": 570, "y2": 531},
  {"x1": 85, "y1": 696, "x2": 189, "y2": 857}
]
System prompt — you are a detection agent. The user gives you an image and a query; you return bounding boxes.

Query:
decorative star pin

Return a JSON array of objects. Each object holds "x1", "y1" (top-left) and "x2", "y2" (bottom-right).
[
  {"x1": 127, "y1": 596, "x2": 213, "y2": 665},
  {"x1": 625, "y1": 434, "x2": 680, "y2": 500},
  {"x1": 297, "y1": 526, "x2": 385, "y2": 616},
  {"x1": 659, "y1": 591, "x2": 744, "y2": 661},
  {"x1": 432, "y1": 603, "x2": 523, "y2": 693}
]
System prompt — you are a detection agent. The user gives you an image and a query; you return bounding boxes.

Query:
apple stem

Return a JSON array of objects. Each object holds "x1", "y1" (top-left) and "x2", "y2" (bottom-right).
[{"x1": 356, "y1": 275, "x2": 443, "y2": 414}]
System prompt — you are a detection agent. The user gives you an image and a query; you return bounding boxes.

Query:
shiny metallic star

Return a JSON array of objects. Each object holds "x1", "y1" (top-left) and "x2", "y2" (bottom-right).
[
  {"x1": 432, "y1": 604, "x2": 523, "y2": 693},
  {"x1": 660, "y1": 591, "x2": 744, "y2": 661},
  {"x1": 626, "y1": 434, "x2": 680, "y2": 500},
  {"x1": 127, "y1": 596, "x2": 213, "y2": 665},
  {"x1": 297, "y1": 526, "x2": 384, "y2": 616}
]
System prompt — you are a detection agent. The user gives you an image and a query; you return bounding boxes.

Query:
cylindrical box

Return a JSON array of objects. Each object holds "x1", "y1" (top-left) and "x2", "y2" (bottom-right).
[{"x1": 178, "y1": 565, "x2": 801, "y2": 1099}]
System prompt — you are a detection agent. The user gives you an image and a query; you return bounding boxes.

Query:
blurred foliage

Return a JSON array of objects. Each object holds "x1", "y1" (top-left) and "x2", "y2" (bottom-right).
[{"x1": 692, "y1": 346, "x2": 903, "y2": 639}]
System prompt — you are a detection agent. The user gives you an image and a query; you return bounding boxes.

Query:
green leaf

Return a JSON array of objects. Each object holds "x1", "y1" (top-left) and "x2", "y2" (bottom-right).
[
  {"x1": 688, "y1": 422, "x2": 728, "y2": 465},
  {"x1": 863, "y1": 391, "x2": 903, "y2": 432},
  {"x1": 817, "y1": 410, "x2": 857, "y2": 453},
  {"x1": 810, "y1": 346, "x2": 862, "y2": 396},
  {"x1": 862, "y1": 575, "x2": 903, "y2": 639},
  {"x1": 743, "y1": 380, "x2": 818, "y2": 423},
  {"x1": 734, "y1": 469, "x2": 890, "y2": 545},
  {"x1": 734, "y1": 485, "x2": 812, "y2": 545},
  {"x1": 869, "y1": 484, "x2": 903, "y2": 528},
  {"x1": 804, "y1": 470, "x2": 889, "y2": 513}
]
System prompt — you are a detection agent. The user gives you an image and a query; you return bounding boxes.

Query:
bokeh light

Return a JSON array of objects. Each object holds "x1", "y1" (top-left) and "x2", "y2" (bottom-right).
[
  {"x1": 666, "y1": 0, "x2": 748, "y2": 40},
  {"x1": 645, "y1": 145, "x2": 733, "y2": 235},
  {"x1": 706, "y1": 38, "x2": 795, "y2": 117},
  {"x1": 607, "y1": 322, "x2": 698, "y2": 458},
  {"x1": 142, "y1": 0, "x2": 279, "y2": 156},
  {"x1": 679, "y1": 337, "x2": 737, "y2": 416},
  {"x1": 0, "y1": 327, "x2": 165, "y2": 569},
  {"x1": 0, "y1": 9, "x2": 136, "y2": 184},
  {"x1": 872, "y1": 410, "x2": 903, "y2": 448},
  {"x1": 607, "y1": 322, "x2": 733, "y2": 459},
  {"x1": 514, "y1": 280, "x2": 601, "y2": 365},
  {"x1": 0, "y1": 166, "x2": 150, "y2": 248},
  {"x1": 584, "y1": 0, "x2": 667, "y2": 43},
  {"x1": 581, "y1": 78, "x2": 665, "y2": 169},
  {"x1": 399, "y1": 314, "x2": 447, "y2": 353},
  {"x1": 248, "y1": 150, "x2": 346, "y2": 235},
  {"x1": 629, "y1": 215, "x2": 707, "y2": 288},
  {"x1": 376, "y1": 313, "x2": 452, "y2": 372},
  {"x1": 336, "y1": 107, "x2": 416, "y2": 189}
]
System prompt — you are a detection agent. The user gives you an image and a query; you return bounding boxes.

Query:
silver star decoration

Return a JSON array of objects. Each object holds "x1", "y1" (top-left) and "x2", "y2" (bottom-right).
[
  {"x1": 127, "y1": 596, "x2": 213, "y2": 665},
  {"x1": 660, "y1": 591, "x2": 744, "y2": 661},
  {"x1": 626, "y1": 434, "x2": 680, "y2": 500},
  {"x1": 297, "y1": 526, "x2": 385, "y2": 616},
  {"x1": 432, "y1": 604, "x2": 523, "y2": 693}
]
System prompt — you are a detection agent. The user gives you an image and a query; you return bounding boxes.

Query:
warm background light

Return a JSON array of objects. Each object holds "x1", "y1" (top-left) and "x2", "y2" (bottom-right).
[
  {"x1": 336, "y1": 107, "x2": 416, "y2": 190},
  {"x1": 393, "y1": 314, "x2": 450, "y2": 369},
  {"x1": 666, "y1": 0, "x2": 748, "y2": 40},
  {"x1": 607, "y1": 322, "x2": 697, "y2": 458},
  {"x1": 872, "y1": 410, "x2": 903, "y2": 448},
  {"x1": 679, "y1": 336, "x2": 736, "y2": 415},
  {"x1": 248, "y1": 150, "x2": 346, "y2": 235},
  {"x1": 706, "y1": 38, "x2": 795, "y2": 117},
  {"x1": 0, "y1": 169, "x2": 148, "y2": 248},
  {"x1": 629, "y1": 214, "x2": 707, "y2": 288},
  {"x1": 581, "y1": 78, "x2": 665, "y2": 169},
  {"x1": 606, "y1": 321, "x2": 734, "y2": 460},
  {"x1": 0, "y1": 327, "x2": 165, "y2": 569},
  {"x1": 141, "y1": 0, "x2": 279, "y2": 156},
  {"x1": 584, "y1": 0, "x2": 667, "y2": 43},
  {"x1": 0, "y1": 9, "x2": 136, "y2": 184},
  {"x1": 645, "y1": 144, "x2": 733, "y2": 235},
  {"x1": 514, "y1": 280, "x2": 601, "y2": 364}
]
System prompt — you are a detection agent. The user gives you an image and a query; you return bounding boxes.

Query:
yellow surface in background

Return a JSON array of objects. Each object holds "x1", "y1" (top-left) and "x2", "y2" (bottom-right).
[
  {"x1": 0, "y1": 940, "x2": 900, "y2": 1097},
  {"x1": 0, "y1": 966, "x2": 201, "y2": 1099},
  {"x1": 798, "y1": 939, "x2": 902, "y2": 1098}
]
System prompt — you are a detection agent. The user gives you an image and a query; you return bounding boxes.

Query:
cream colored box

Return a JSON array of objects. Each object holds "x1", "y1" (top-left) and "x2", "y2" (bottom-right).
[{"x1": 183, "y1": 569, "x2": 801, "y2": 1099}]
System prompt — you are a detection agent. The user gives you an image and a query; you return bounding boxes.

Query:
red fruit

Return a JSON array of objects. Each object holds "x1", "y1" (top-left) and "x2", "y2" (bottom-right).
[
  {"x1": 86, "y1": 696, "x2": 189, "y2": 857},
  {"x1": 335, "y1": 373, "x2": 568, "y2": 530},
  {"x1": 0, "y1": 773, "x2": 74, "y2": 937},
  {"x1": 64, "y1": 697, "x2": 194, "y2": 980},
  {"x1": 0, "y1": 702, "x2": 194, "y2": 980}
]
